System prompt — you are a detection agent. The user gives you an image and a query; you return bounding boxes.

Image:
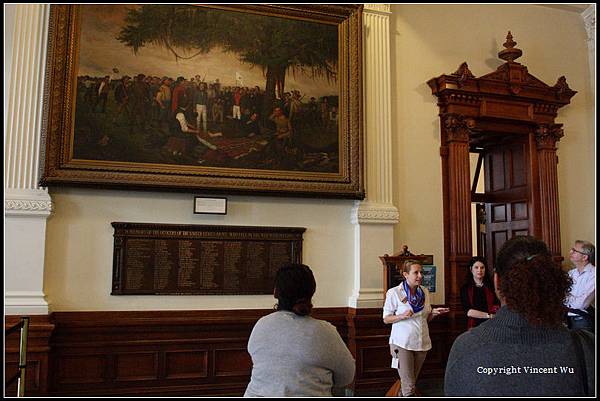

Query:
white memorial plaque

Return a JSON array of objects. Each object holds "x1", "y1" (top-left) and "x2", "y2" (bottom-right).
[{"x1": 194, "y1": 197, "x2": 227, "y2": 215}]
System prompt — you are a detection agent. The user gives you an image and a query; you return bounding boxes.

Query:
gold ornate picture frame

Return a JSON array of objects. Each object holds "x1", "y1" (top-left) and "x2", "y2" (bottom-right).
[{"x1": 40, "y1": 4, "x2": 364, "y2": 199}]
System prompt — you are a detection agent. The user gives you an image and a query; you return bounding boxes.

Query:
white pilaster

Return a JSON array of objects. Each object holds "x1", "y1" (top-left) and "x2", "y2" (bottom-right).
[
  {"x1": 4, "y1": 4, "x2": 52, "y2": 315},
  {"x1": 582, "y1": 5, "x2": 595, "y2": 93},
  {"x1": 349, "y1": 4, "x2": 398, "y2": 309}
]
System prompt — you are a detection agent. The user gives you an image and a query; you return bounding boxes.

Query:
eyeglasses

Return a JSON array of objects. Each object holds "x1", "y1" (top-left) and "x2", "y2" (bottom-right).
[{"x1": 570, "y1": 248, "x2": 589, "y2": 256}]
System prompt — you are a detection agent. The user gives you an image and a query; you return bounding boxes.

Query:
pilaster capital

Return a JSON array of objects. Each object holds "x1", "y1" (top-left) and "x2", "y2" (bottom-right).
[
  {"x1": 4, "y1": 189, "x2": 53, "y2": 216},
  {"x1": 363, "y1": 4, "x2": 391, "y2": 15},
  {"x1": 535, "y1": 124, "x2": 564, "y2": 150},
  {"x1": 442, "y1": 114, "x2": 475, "y2": 143},
  {"x1": 352, "y1": 201, "x2": 399, "y2": 225}
]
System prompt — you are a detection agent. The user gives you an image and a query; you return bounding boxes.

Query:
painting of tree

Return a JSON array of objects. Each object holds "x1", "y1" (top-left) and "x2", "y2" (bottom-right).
[{"x1": 117, "y1": 5, "x2": 338, "y2": 120}]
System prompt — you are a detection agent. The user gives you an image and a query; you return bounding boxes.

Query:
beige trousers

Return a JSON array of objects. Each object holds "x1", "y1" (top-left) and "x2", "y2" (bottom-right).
[{"x1": 390, "y1": 344, "x2": 428, "y2": 397}]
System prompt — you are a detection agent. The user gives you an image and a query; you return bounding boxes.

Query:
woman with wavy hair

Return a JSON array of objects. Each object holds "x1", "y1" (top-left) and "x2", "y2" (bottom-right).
[
  {"x1": 445, "y1": 236, "x2": 595, "y2": 396},
  {"x1": 244, "y1": 263, "x2": 355, "y2": 397}
]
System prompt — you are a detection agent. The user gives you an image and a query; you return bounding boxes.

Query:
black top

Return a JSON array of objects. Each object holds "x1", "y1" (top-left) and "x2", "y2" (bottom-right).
[{"x1": 460, "y1": 283, "x2": 499, "y2": 327}]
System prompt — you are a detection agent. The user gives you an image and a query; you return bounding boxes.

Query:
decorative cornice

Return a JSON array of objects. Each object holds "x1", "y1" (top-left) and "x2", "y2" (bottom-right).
[
  {"x1": 5, "y1": 189, "x2": 53, "y2": 216},
  {"x1": 582, "y1": 5, "x2": 595, "y2": 44},
  {"x1": 440, "y1": 93, "x2": 482, "y2": 105}
]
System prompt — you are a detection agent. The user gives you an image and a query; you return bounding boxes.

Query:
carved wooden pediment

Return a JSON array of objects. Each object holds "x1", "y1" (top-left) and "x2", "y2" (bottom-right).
[
  {"x1": 479, "y1": 64, "x2": 547, "y2": 88},
  {"x1": 427, "y1": 31, "x2": 577, "y2": 123}
]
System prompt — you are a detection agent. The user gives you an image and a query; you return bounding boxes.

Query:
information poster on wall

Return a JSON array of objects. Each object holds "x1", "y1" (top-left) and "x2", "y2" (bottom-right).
[{"x1": 421, "y1": 265, "x2": 436, "y2": 293}]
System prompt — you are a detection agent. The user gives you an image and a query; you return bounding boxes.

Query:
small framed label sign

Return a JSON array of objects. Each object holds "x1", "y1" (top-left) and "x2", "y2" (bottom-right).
[{"x1": 194, "y1": 197, "x2": 227, "y2": 215}]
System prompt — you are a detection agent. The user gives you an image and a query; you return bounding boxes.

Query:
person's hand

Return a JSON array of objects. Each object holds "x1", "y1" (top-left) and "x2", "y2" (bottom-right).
[
  {"x1": 432, "y1": 307, "x2": 450, "y2": 316},
  {"x1": 397, "y1": 310, "x2": 414, "y2": 320}
]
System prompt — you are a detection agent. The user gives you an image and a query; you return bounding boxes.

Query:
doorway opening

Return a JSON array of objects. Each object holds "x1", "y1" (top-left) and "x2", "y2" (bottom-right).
[{"x1": 469, "y1": 136, "x2": 532, "y2": 274}]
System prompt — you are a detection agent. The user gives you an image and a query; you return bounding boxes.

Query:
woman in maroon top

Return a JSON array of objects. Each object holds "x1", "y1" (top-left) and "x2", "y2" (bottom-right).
[{"x1": 460, "y1": 257, "x2": 500, "y2": 329}]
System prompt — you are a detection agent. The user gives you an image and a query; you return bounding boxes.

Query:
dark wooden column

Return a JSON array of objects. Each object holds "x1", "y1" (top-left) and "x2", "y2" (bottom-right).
[
  {"x1": 441, "y1": 114, "x2": 474, "y2": 312},
  {"x1": 535, "y1": 123, "x2": 564, "y2": 258}
]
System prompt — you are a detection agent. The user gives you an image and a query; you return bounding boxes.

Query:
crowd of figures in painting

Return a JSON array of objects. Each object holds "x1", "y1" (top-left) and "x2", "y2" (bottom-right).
[{"x1": 74, "y1": 73, "x2": 340, "y2": 172}]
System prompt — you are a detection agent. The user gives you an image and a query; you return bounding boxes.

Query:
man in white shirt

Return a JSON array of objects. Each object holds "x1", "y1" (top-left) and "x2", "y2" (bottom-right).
[
  {"x1": 565, "y1": 240, "x2": 595, "y2": 332},
  {"x1": 174, "y1": 102, "x2": 217, "y2": 152}
]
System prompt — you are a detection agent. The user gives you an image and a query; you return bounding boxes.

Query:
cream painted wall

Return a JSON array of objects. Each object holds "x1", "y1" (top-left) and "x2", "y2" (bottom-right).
[
  {"x1": 390, "y1": 4, "x2": 595, "y2": 303},
  {"x1": 7, "y1": 4, "x2": 594, "y2": 312},
  {"x1": 44, "y1": 188, "x2": 355, "y2": 310}
]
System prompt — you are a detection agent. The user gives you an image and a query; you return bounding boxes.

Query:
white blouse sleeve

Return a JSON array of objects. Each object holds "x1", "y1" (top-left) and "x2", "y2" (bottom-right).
[{"x1": 383, "y1": 287, "x2": 399, "y2": 318}]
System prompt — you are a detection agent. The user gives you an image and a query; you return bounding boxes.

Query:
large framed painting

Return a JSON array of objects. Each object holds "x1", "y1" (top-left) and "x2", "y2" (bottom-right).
[{"x1": 40, "y1": 4, "x2": 364, "y2": 199}]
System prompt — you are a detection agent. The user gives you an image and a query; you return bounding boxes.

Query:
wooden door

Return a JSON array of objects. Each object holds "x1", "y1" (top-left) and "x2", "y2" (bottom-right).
[{"x1": 482, "y1": 140, "x2": 531, "y2": 272}]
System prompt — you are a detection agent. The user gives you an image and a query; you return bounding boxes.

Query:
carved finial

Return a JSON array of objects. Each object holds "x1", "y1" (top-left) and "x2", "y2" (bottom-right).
[
  {"x1": 452, "y1": 62, "x2": 475, "y2": 87},
  {"x1": 504, "y1": 31, "x2": 516, "y2": 48},
  {"x1": 400, "y1": 245, "x2": 413, "y2": 257},
  {"x1": 498, "y1": 31, "x2": 523, "y2": 62},
  {"x1": 553, "y1": 76, "x2": 571, "y2": 93},
  {"x1": 552, "y1": 76, "x2": 577, "y2": 100}
]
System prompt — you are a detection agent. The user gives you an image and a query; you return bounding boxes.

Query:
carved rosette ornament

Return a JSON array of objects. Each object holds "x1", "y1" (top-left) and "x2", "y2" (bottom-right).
[
  {"x1": 535, "y1": 124, "x2": 564, "y2": 150},
  {"x1": 443, "y1": 114, "x2": 475, "y2": 143}
]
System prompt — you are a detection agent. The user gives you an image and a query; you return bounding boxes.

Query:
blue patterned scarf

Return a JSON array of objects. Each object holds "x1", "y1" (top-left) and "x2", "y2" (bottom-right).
[{"x1": 403, "y1": 280, "x2": 425, "y2": 313}]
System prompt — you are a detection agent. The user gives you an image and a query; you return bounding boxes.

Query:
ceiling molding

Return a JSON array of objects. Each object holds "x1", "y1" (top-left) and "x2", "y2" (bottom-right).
[{"x1": 538, "y1": 4, "x2": 594, "y2": 14}]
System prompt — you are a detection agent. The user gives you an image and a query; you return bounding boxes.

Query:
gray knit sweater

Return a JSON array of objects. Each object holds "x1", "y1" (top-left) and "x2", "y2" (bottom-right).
[
  {"x1": 444, "y1": 306, "x2": 595, "y2": 396},
  {"x1": 244, "y1": 310, "x2": 356, "y2": 397}
]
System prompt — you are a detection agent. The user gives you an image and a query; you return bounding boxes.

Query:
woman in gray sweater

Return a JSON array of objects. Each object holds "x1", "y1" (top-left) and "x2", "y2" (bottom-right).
[
  {"x1": 445, "y1": 236, "x2": 595, "y2": 396},
  {"x1": 244, "y1": 264, "x2": 355, "y2": 397}
]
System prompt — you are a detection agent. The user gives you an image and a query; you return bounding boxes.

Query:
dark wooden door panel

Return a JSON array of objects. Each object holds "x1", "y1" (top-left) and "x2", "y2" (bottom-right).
[{"x1": 483, "y1": 141, "x2": 531, "y2": 271}]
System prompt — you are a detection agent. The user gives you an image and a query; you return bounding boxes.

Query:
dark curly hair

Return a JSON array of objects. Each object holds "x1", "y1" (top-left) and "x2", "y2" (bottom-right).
[
  {"x1": 495, "y1": 236, "x2": 572, "y2": 327},
  {"x1": 274, "y1": 263, "x2": 316, "y2": 316}
]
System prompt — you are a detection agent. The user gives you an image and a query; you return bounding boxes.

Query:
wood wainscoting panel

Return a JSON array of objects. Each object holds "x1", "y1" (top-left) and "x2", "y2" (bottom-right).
[
  {"x1": 360, "y1": 345, "x2": 392, "y2": 375},
  {"x1": 48, "y1": 309, "x2": 272, "y2": 396},
  {"x1": 214, "y1": 347, "x2": 253, "y2": 377},
  {"x1": 346, "y1": 308, "x2": 397, "y2": 393},
  {"x1": 347, "y1": 307, "x2": 450, "y2": 395},
  {"x1": 164, "y1": 350, "x2": 209, "y2": 380},
  {"x1": 5, "y1": 360, "x2": 41, "y2": 395},
  {"x1": 37, "y1": 307, "x2": 449, "y2": 396},
  {"x1": 57, "y1": 354, "x2": 107, "y2": 385},
  {"x1": 115, "y1": 352, "x2": 160, "y2": 382},
  {"x1": 4, "y1": 315, "x2": 54, "y2": 397}
]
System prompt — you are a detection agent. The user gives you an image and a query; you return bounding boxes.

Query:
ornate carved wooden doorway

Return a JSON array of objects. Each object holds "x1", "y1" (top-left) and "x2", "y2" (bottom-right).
[{"x1": 428, "y1": 32, "x2": 576, "y2": 321}]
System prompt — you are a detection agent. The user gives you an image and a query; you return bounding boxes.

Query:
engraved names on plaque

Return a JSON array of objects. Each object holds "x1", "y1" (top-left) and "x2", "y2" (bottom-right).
[{"x1": 111, "y1": 223, "x2": 305, "y2": 295}]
